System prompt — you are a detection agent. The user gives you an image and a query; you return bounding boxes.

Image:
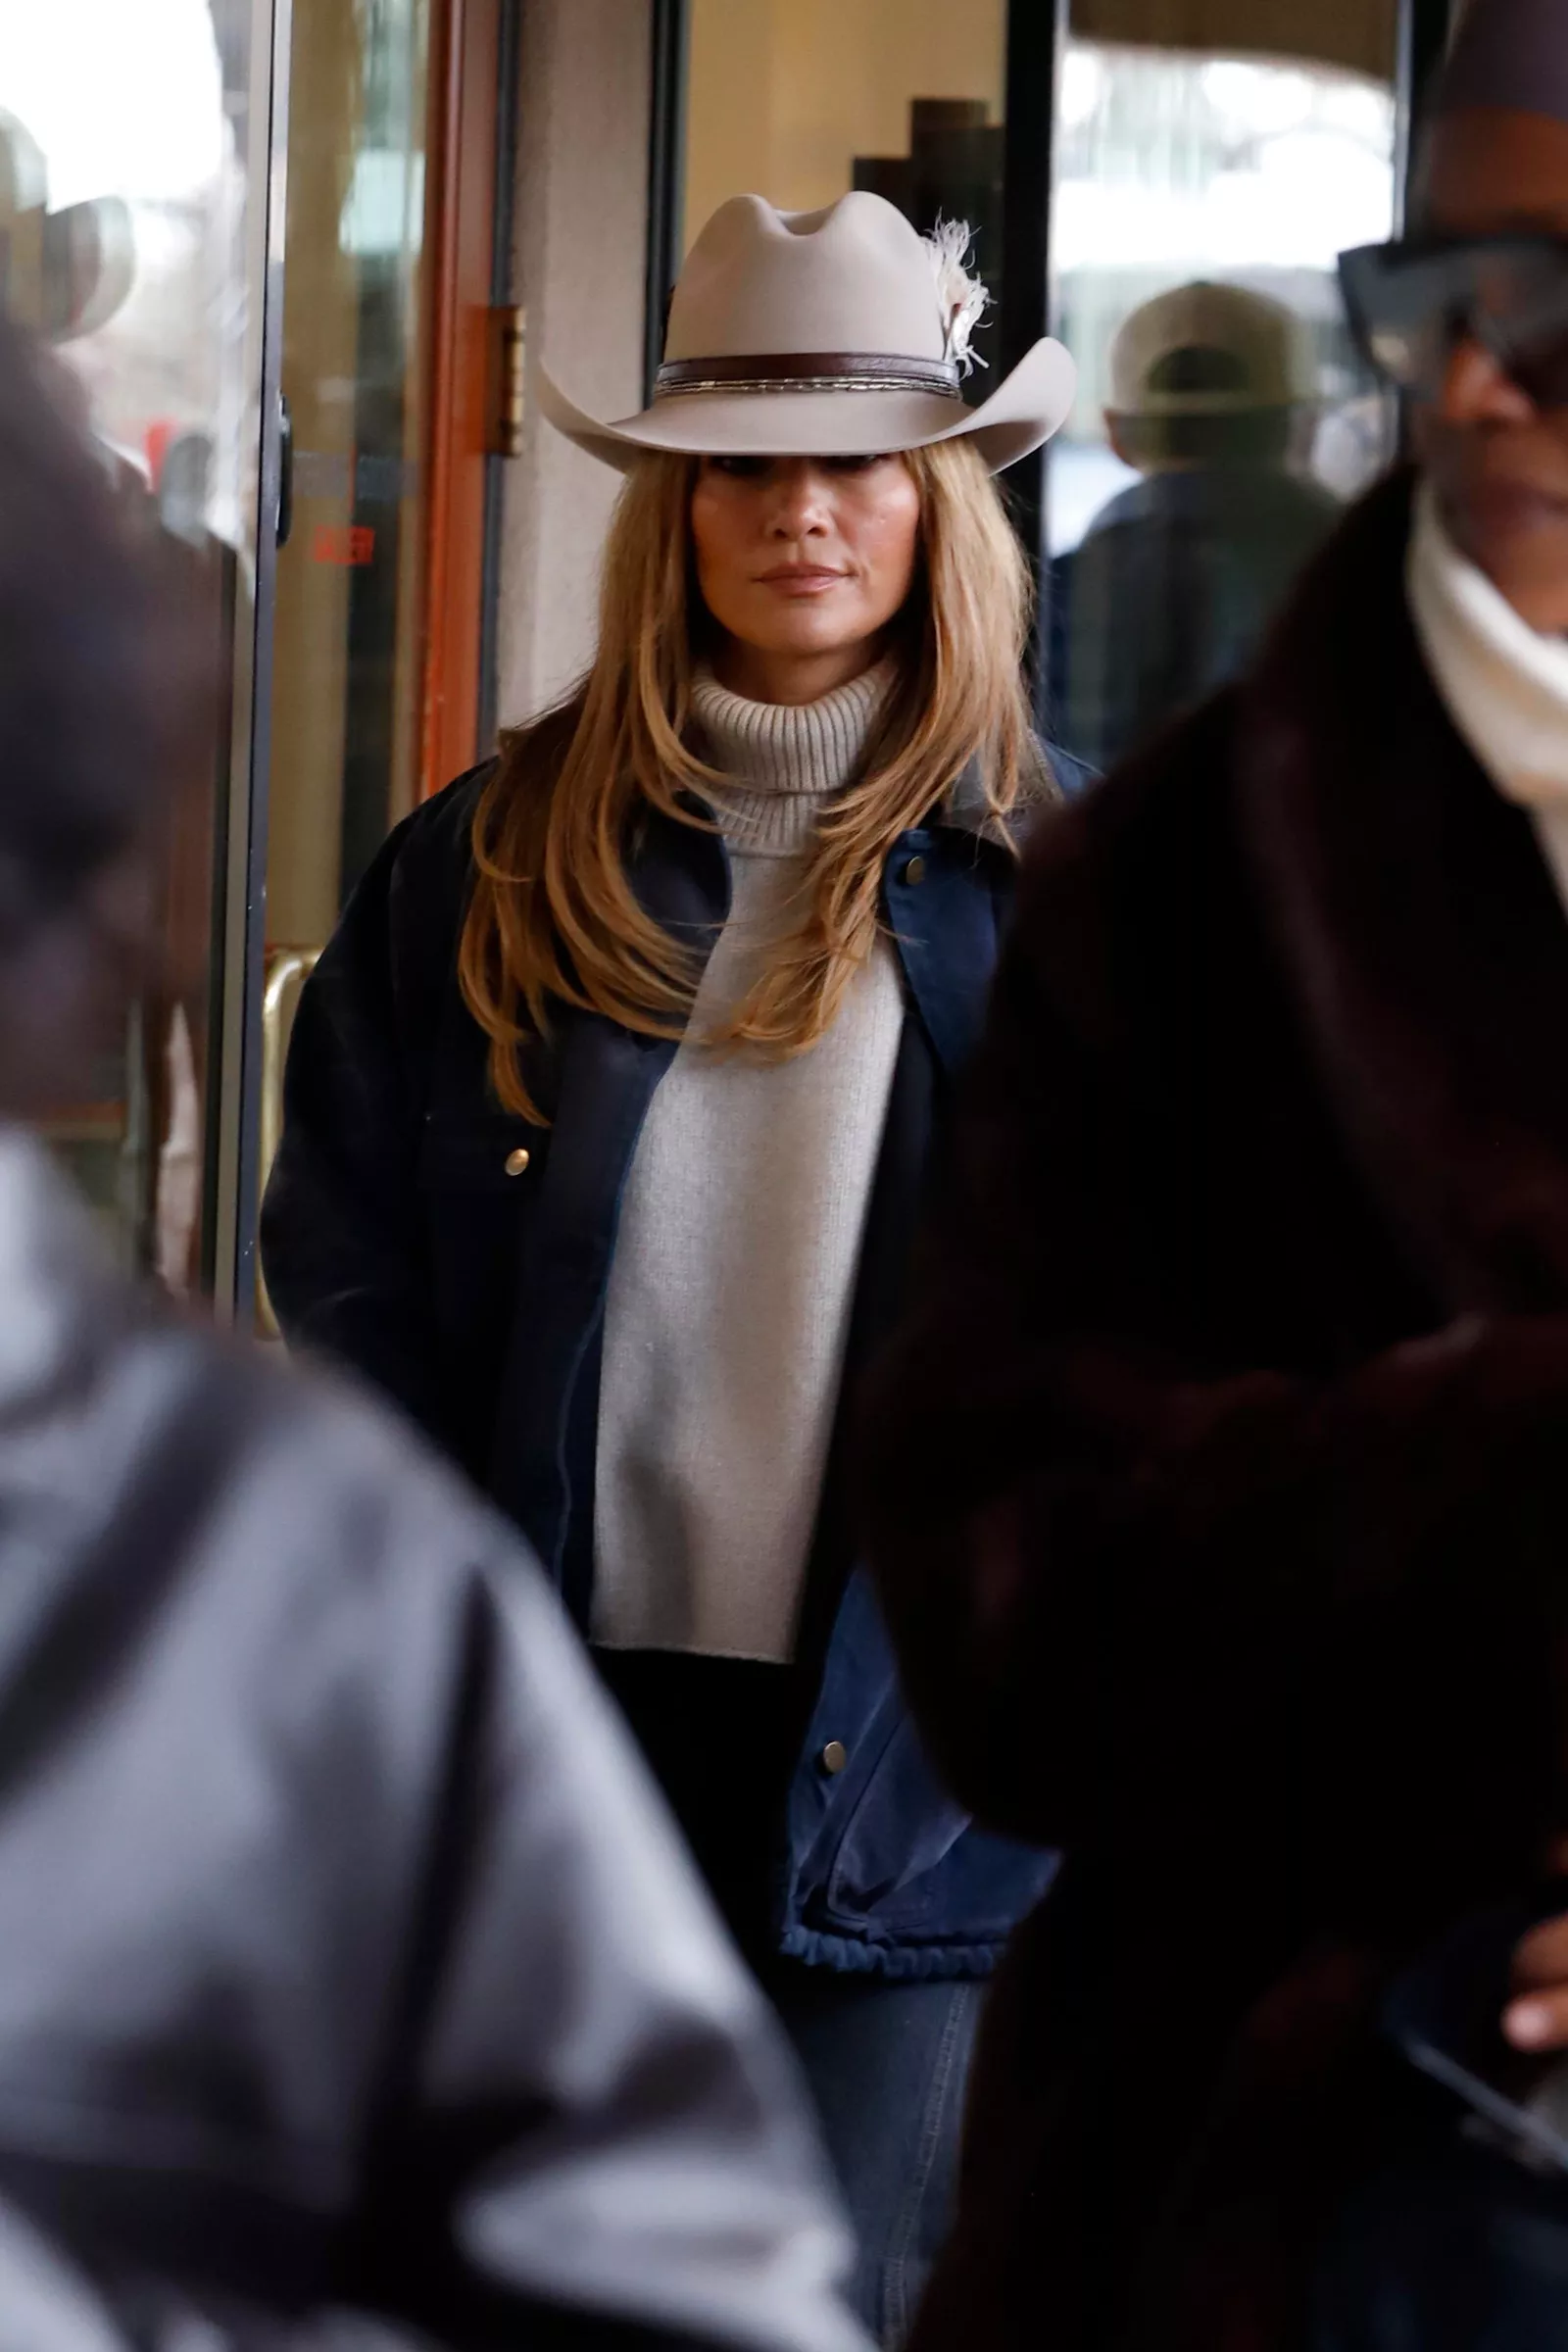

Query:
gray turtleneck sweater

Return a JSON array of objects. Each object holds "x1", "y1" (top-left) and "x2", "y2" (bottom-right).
[{"x1": 591, "y1": 664, "x2": 906, "y2": 1663}]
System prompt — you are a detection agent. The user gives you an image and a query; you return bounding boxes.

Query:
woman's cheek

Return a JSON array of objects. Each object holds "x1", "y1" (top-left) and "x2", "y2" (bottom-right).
[{"x1": 861, "y1": 511, "x2": 920, "y2": 600}]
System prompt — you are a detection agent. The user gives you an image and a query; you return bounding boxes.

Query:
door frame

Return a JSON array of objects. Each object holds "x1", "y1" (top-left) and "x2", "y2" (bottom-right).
[
  {"x1": 210, "y1": 0, "x2": 295, "y2": 1323},
  {"x1": 420, "y1": 0, "x2": 507, "y2": 802}
]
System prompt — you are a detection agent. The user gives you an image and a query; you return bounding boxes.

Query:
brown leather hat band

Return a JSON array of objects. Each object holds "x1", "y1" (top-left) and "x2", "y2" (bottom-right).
[{"x1": 655, "y1": 351, "x2": 963, "y2": 401}]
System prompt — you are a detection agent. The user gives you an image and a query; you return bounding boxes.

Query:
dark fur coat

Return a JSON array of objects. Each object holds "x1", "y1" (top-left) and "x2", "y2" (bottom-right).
[{"x1": 862, "y1": 468, "x2": 1568, "y2": 2350}]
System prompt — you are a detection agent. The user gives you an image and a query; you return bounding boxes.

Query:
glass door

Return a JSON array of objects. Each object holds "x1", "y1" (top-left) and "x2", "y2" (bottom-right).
[
  {"x1": 258, "y1": 0, "x2": 501, "y2": 1327},
  {"x1": 269, "y1": 0, "x2": 432, "y2": 973},
  {"x1": 0, "y1": 0, "x2": 285, "y2": 1298}
]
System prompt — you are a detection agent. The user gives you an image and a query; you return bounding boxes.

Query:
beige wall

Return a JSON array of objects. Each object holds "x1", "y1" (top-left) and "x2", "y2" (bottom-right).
[
  {"x1": 685, "y1": 0, "x2": 1005, "y2": 239},
  {"x1": 495, "y1": 0, "x2": 652, "y2": 724}
]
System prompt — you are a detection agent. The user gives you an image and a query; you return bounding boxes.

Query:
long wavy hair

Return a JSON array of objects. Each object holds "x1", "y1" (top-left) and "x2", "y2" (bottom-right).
[{"x1": 460, "y1": 435, "x2": 1041, "y2": 1119}]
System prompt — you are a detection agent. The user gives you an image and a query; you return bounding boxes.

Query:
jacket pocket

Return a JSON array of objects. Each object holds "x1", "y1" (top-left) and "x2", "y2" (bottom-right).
[
  {"x1": 822, "y1": 1706, "x2": 974, "y2": 1921},
  {"x1": 796, "y1": 1571, "x2": 974, "y2": 1927},
  {"x1": 796, "y1": 1571, "x2": 1057, "y2": 1949},
  {"x1": 821, "y1": 1715, "x2": 1056, "y2": 1945}
]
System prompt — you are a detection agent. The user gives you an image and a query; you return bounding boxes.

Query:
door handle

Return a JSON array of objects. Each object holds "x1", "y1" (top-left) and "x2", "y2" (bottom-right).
[{"x1": 257, "y1": 945, "x2": 320, "y2": 1338}]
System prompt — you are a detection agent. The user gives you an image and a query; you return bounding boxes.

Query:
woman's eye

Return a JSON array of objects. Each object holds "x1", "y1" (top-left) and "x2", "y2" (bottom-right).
[
  {"x1": 825, "y1": 454, "x2": 888, "y2": 474},
  {"x1": 709, "y1": 455, "x2": 770, "y2": 479}
]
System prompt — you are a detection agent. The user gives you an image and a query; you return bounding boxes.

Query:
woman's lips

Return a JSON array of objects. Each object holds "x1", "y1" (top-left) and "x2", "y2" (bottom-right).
[{"x1": 755, "y1": 566, "x2": 849, "y2": 596}]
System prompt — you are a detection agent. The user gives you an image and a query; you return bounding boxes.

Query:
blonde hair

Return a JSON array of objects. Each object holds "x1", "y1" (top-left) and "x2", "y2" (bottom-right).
[{"x1": 461, "y1": 436, "x2": 1041, "y2": 1119}]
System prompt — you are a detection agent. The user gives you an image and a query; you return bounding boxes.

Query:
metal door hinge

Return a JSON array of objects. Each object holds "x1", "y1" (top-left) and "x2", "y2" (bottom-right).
[{"x1": 486, "y1": 305, "x2": 526, "y2": 456}]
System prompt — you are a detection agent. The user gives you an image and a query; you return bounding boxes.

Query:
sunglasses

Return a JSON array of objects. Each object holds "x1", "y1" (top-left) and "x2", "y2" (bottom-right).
[{"x1": 1339, "y1": 234, "x2": 1568, "y2": 409}]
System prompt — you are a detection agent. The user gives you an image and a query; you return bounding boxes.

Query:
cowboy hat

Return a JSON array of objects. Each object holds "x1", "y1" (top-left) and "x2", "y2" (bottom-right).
[{"x1": 539, "y1": 191, "x2": 1076, "y2": 474}]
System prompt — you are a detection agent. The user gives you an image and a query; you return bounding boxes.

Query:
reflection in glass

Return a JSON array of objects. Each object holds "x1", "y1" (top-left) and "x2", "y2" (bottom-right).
[
  {"x1": 268, "y1": 0, "x2": 432, "y2": 968},
  {"x1": 1048, "y1": 35, "x2": 1397, "y2": 772},
  {"x1": 0, "y1": 0, "x2": 257, "y2": 1289},
  {"x1": 256, "y1": 0, "x2": 434, "y2": 1331}
]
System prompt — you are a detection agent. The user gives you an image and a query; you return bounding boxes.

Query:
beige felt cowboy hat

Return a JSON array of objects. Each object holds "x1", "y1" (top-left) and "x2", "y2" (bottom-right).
[{"x1": 539, "y1": 191, "x2": 1077, "y2": 474}]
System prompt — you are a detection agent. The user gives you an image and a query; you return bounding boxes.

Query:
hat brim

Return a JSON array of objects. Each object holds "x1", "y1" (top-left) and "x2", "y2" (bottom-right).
[{"x1": 538, "y1": 337, "x2": 1077, "y2": 475}]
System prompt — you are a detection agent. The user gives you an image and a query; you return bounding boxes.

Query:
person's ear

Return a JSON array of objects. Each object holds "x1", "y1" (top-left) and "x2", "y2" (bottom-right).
[{"x1": 1105, "y1": 412, "x2": 1134, "y2": 467}]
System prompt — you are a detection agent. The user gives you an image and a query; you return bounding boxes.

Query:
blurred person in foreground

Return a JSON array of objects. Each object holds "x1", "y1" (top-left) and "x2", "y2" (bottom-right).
[
  {"x1": 0, "y1": 315, "x2": 868, "y2": 2352},
  {"x1": 862, "y1": 2, "x2": 1568, "y2": 2347},
  {"x1": 1058, "y1": 279, "x2": 1341, "y2": 770}
]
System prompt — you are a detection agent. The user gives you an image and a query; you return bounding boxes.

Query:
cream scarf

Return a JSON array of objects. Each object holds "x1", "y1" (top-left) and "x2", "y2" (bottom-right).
[{"x1": 1406, "y1": 479, "x2": 1568, "y2": 904}]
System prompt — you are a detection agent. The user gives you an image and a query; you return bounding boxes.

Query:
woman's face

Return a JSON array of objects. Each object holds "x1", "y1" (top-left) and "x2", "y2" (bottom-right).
[
  {"x1": 689, "y1": 452, "x2": 922, "y2": 703},
  {"x1": 1416, "y1": 108, "x2": 1568, "y2": 631}
]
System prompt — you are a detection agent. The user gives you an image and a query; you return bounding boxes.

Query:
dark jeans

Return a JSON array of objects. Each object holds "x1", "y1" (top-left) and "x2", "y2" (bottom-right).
[
  {"x1": 1311, "y1": 2135, "x2": 1568, "y2": 2349},
  {"x1": 768, "y1": 1964, "x2": 981, "y2": 2349},
  {"x1": 595, "y1": 1649, "x2": 980, "y2": 2346}
]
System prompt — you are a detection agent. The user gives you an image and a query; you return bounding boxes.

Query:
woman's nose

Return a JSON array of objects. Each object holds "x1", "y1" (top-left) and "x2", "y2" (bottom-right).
[
  {"x1": 1435, "y1": 332, "x2": 1537, "y2": 428},
  {"x1": 766, "y1": 461, "x2": 829, "y2": 536}
]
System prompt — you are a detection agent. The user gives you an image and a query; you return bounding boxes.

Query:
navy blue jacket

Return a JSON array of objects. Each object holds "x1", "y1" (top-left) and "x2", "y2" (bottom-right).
[{"x1": 262, "y1": 711, "x2": 1088, "y2": 1978}]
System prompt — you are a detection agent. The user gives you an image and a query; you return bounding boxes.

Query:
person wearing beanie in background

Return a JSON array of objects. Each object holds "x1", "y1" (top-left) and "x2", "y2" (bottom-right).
[
  {"x1": 862, "y1": 1, "x2": 1568, "y2": 2346},
  {"x1": 1059, "y1": 280, "x2": 1341, "y2": 770},
  {"x1": 0, "y1": 311, "x2": 870, "y2": 2352}
]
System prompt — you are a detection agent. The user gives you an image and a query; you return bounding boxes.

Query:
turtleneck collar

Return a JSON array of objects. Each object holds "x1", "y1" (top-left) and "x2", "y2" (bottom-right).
[
  {"x1": 691, "y1": 660, "x2": 895, "y2": 857},
  {"x1": 1406, "y1": 477, "x2": 1568, "y2": 810}
]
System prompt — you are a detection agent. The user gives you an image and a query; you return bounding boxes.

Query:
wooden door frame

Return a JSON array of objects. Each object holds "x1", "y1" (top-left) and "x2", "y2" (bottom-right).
[{"x1": 419, "y1": 0, "x2": 506, "y2": 800}]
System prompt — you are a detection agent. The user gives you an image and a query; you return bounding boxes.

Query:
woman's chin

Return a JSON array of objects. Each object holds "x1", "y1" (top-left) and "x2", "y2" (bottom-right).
[{"x1": 739, "y1": 621, "x2": 880, "y2": 664}]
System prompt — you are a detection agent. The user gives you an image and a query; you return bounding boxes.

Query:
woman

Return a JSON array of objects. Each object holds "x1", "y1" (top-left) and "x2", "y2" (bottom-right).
[
  {"x1": 862, "y1": 5, "x2": 1568, "y2": 2348},
  {"x1": 262, "y1": 189, "x2": 1081, "y2": 2342}
]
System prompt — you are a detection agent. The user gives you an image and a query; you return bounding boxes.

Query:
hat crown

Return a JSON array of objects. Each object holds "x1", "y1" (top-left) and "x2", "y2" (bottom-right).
[
  {"x1": 663, "y1": 192, "x2": 949, "y2": 365},
  {"x1": 1109, "y1": 279, "x2": 1304, "y2": 415}
]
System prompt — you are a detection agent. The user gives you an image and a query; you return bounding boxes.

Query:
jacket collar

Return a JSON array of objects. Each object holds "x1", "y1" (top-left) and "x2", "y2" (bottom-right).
[
  {"x1": 628, "y1": 751, "x2": 1033, "y2": 936},
  {"x1": 627, "y1": 794, "x2": 732, "y2": 947},
  {"x1": 1234, "y1": 466, "x2": 1568, "y2": 1312},
  {"x1": 616, "y1": 744, "x2": 1045, "y2": 1089},
  {"x1": 939, "y1": 737, "x2": 1061, "y2": 848}
]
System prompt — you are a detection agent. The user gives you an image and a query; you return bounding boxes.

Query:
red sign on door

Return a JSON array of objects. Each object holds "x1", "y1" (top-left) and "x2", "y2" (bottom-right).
[{"x1": 311, "y1": 523, "x2": 375, "y2": 566}]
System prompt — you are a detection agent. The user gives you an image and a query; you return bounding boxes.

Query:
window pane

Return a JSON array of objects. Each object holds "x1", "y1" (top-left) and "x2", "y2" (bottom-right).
[{"x1": 1049, "y1": 25, "x2": 1398, "y2": 771}]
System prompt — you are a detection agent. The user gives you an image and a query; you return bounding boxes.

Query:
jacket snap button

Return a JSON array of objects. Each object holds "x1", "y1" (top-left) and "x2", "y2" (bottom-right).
[
  {"x1": 504, "y1": 1148, "x2": 531, "y2": 1177},
  {"x1": 902, "y1": 854, "x2": 927, "y2": 887},
  {"x1": 820, "y1": 1740, "x2": 849, "y2": 1776}
]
